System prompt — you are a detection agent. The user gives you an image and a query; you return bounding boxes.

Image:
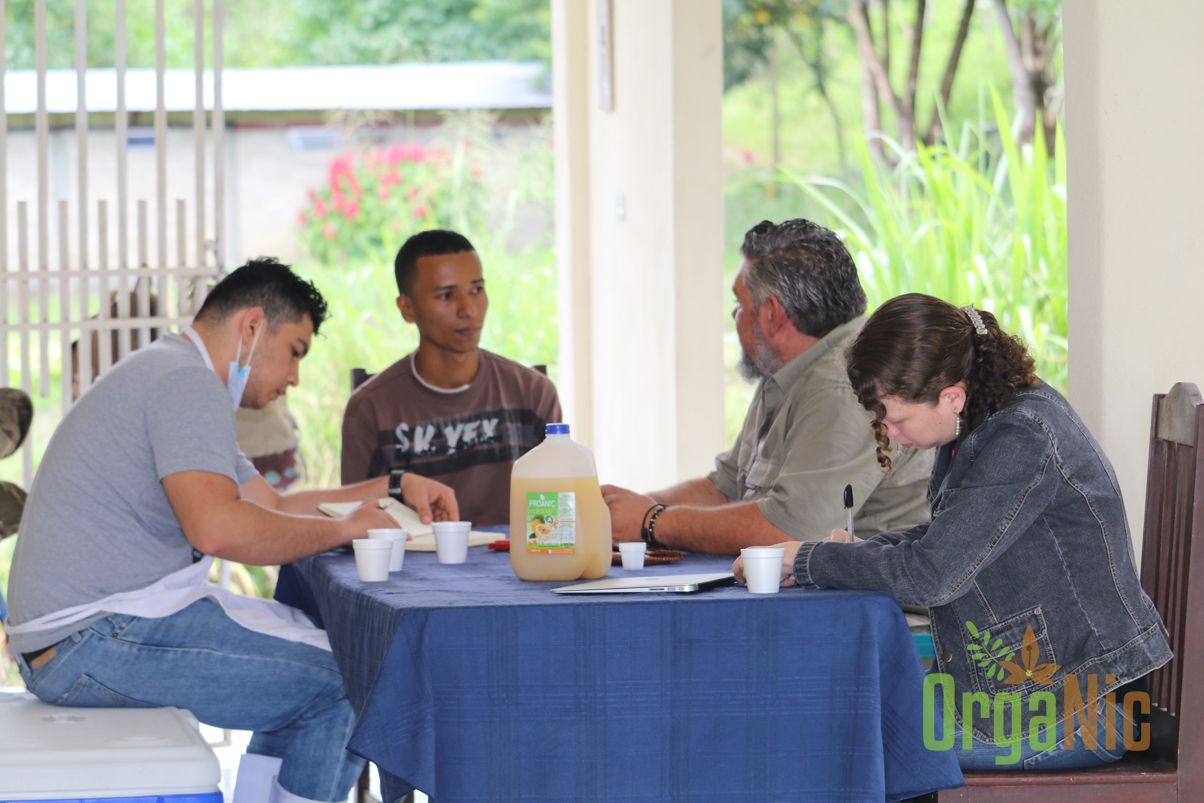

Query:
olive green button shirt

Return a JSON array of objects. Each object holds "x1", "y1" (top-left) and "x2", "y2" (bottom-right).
[{"x1": 708, "y1": 316, "x2": 933, "y2": 541}]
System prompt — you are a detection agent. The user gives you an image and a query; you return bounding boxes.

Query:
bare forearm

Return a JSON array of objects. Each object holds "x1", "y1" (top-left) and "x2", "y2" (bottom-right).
[
  {"x1": 205, "y1": 501, "x2": 354, "y2": 565},
  {"x1": 276, "y1": 477, "x2": 389, "y2": 516},
  {"x1": 652, "y1": 502, "x2": 794, "y2": 555},
  {"x1": 648, "y1": 477, "x2": 731, "y2": 507}
]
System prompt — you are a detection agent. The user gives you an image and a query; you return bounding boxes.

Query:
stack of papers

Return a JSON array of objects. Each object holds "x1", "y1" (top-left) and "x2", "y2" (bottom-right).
[{"x1": 318, "y1": 498, "x2": 497, "y2": 552}]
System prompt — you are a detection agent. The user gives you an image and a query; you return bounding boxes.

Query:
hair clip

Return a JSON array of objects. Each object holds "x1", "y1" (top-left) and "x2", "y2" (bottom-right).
[{"x1": 961, "y1": 306, "x2": 988, "y2": 337}]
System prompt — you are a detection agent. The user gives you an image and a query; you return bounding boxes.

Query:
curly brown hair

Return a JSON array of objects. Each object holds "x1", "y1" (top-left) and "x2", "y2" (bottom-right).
[{"x1": 845, "y1": 293, "x2": 1039, "y2": 471}]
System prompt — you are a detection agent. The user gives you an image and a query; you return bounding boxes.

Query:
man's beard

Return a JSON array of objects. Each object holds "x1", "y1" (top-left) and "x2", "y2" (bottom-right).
[{"x1": 737, "y1": 322, "x2": 785, "y2": 382}]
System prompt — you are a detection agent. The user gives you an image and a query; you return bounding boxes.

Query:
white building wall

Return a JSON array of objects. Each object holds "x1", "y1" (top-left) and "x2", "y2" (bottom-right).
[{"x1": 1064, "y1": 0, "x2": 1204, "y2": 555}]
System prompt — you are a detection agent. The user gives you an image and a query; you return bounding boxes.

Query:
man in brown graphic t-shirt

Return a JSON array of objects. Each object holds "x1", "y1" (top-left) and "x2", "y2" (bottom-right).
[{"x1": 341, "y1": 230, "x2": 561, "y2": 525}]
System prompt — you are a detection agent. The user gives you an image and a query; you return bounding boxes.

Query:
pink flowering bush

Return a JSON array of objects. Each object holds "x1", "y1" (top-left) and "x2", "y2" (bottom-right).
[{"x1": 299, "y1": 141, "x2": 485, "y2": 266}]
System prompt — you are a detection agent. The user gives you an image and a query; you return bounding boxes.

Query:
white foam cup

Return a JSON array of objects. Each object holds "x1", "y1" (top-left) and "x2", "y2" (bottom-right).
[
  {"x1": 740, "y1": 547, "x2": 786, "y2": 594},
  {"x1": 368, "y1": 528, "x2": 408, "y2": 572},
  {"x1": 431, "y1": 521, "x2": 472, "y2": 564},
  {"x1": 353, "y1": 539, "x2": 393, "y2": 582},
  {"x1": 618, "y1": 541, "x2": 647, "y2": 570}
]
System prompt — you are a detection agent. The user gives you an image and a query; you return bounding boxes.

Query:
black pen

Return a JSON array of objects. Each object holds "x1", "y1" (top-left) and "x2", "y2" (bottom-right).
[{"x1": 843, "y1": 484, "x2": 854, "y2": 542}]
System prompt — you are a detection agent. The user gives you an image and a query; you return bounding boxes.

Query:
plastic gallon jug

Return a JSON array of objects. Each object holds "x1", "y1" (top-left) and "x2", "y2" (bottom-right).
[{"x1": 510, "y1": 423, "x2": 612, "y2": 581}]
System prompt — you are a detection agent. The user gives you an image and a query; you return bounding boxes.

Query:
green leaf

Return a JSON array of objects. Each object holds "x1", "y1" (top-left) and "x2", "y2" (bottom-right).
[
  {"x1": 992, "y1": 639, "x2": 1003, "y2": 652},
  {"x1": 966, "y1": 621, "x2": 980, "y2": 639},
  {"x1": 781, "y1": 98, "x2": 1069, "y2": 395},
  {"x1": 977, "y1": 659, "x2": 992, "y2": 668},
  {"x1": 1004, "y1": 652, "x2": 1016, "y2": 663}
]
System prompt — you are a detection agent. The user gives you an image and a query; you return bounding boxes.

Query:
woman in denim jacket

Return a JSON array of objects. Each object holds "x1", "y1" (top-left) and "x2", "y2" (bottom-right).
[{"x1": 736, "y1": 293, "x2": 1171, "y2": 770}]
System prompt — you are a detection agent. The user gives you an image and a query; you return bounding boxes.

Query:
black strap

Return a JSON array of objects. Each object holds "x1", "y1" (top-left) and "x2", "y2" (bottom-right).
[{"x1": 640, "y1": 503, "x2": 670, "y2": 549}]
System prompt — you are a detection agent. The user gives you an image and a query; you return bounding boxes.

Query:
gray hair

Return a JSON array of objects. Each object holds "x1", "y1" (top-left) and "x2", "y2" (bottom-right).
[{"x1": 740, "y1": 219, "x2": 866, "y2": 338}]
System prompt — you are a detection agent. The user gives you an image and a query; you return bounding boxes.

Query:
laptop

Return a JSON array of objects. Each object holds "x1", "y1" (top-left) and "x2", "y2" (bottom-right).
[{"x1": 551, "y1": 572, "x2": 736, "y2": 595}]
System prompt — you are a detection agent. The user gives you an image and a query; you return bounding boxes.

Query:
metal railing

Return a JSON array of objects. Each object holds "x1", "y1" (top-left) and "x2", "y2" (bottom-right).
[{"x1": 2, "y1": 0, "x2": 227, "y2": 487}]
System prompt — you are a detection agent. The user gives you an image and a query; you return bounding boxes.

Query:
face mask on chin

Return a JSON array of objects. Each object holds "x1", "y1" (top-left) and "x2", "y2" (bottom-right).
[{"x1": 227, "y1": 324, "x2": 263, "y2": 410}]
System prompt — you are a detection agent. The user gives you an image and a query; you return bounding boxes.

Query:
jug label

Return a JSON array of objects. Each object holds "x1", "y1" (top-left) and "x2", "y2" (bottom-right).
[{"x1": 525, "y1": 492, "x2": 577, "y2": 554}]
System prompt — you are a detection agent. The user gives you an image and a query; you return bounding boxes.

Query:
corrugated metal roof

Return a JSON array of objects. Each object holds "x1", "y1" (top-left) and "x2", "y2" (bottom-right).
[{"x1": 4, "y1": 61, "x2": 551, "y2": 114}]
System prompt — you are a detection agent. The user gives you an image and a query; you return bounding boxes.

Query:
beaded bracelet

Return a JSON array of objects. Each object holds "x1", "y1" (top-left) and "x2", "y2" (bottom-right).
[{"x1": 641, "y1": 503, "x2": 670, "y2": 549}]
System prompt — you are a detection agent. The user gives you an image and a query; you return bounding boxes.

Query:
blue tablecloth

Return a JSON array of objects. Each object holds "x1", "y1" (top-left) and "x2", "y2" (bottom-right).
[{"x1": 276, "y1": 544, "x2": 962, "y2": 803}]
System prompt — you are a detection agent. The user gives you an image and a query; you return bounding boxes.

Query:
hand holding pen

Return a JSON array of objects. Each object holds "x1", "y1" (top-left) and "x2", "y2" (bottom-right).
[{"x1": 823, "y1": 484, "x2": 862, "y2": 543}]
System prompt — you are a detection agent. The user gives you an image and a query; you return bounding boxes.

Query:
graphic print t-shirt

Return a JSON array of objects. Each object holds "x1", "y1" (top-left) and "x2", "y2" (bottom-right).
[{"x1": 340, "y1": 349, "x2": 562, "y2": 526}]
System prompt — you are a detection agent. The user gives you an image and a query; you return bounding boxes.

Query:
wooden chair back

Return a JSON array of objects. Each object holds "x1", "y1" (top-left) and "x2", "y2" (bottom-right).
[{"x1": 1140, "y1": 383, "x2": 1204, "y2": 780}]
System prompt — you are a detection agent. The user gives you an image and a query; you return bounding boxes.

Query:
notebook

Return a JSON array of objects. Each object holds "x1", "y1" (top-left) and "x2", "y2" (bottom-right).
[{"x1": 318, "y1": 498, "x2": 496, "y2": 552}]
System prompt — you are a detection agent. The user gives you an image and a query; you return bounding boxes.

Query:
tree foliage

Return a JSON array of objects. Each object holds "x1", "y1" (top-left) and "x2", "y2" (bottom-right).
[
  {"x1": 723, "y1": 0, "x2": 849, "y2": 165},
  {"x1": 723, "y1": 0, "x2": 843, "y2": 92},
  {"x1": 3, "y1": 0, "x2": 550, "y2": 70},
  {"x1": 277, "y1": 0, "x2": 549, "y2": 66},
  {"x1": 992, "y1": 0, "x2": 1062, "y2": 149}
]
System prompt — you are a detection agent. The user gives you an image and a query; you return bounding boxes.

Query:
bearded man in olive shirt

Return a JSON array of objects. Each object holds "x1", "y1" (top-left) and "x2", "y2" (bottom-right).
[
  {"x1": 341, "y1": 230, "x2": 561, "y2": 526},
  {"x1": 605, "y1": 219, "x2": 933, "y2": 554}
]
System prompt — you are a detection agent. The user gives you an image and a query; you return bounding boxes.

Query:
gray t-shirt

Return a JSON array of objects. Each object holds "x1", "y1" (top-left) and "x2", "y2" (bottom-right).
[{"x1": 6, "y1": 333, "x2": 258, "y2": 653}]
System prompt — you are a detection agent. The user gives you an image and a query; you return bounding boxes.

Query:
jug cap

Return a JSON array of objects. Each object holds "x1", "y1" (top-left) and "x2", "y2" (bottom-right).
[{"x1": 546, "y1": 423, "x2": 570, "y2": 435}]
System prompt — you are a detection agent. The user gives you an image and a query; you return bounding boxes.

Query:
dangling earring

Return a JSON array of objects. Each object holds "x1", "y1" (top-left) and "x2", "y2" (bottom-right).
[{"x1": 955, "y1": 416, "x2": 961, "y2": 438}]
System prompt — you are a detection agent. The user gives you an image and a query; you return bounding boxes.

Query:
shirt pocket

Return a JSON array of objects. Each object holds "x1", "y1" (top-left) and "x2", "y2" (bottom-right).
[
  {"x1": 979, "y1": 606, "x2": 1058, "y2": 696},
  {"x1": 741, "y1": 457, "x2": 782, "y2": 498}
]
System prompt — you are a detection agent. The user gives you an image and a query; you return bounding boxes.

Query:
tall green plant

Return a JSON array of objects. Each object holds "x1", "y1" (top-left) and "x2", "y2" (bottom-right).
[{"x1": 786, "y1": 91, "x2": 1068, "y2": 390}]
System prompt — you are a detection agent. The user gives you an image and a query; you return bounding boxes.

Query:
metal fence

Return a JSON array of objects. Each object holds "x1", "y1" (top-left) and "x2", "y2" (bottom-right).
[{"x1": 2, "y1": 0, "x2": 227, "y2": 486}]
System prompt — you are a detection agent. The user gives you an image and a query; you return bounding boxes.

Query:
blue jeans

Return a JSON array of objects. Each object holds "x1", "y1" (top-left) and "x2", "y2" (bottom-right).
[
  {"x1": 935, "y1": 689, "x2": 1132, "y2": 770},
  {"x1": 17, "y1": 598, "x2": 364, "y2": 802}
]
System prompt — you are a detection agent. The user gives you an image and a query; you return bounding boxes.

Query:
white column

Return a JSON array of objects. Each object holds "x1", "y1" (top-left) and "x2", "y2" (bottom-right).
[
  {"x1": 668, "y1": 0, "x2": 725, "y2": 482},
  {"x1": 552, "y1": 0, "x2": 594, "y2": 447},
  {"x1": 554, "y1": 0, "x2": 725, "y2": 490},
  {"x1": 1064, "y1": 0, "x2": 1204, "y2": 553}
]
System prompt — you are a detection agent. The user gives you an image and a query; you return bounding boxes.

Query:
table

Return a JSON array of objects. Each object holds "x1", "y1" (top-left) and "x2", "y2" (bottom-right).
[{"x1": 276, "y1": 545, "x2": 963, "y2": 803}]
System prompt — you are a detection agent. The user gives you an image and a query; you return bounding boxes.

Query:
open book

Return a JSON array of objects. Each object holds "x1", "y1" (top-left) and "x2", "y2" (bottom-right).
[{"x1": 318, "y1": 498, "x2": 497, "y2": 552}]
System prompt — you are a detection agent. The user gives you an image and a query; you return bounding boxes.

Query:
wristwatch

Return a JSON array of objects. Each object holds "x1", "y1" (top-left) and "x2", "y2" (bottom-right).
[{"x1": 388, "y1": 469, "x2": 408, "y2": 502}]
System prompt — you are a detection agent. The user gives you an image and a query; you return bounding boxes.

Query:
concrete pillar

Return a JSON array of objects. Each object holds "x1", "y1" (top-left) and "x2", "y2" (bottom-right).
[
  {"x1": 552, "y1": 0, "x2": 594, "y2": 447},
  {"x1": 1064, "y1": 0, "x2": 1204, "y2": 552},
  {"x1": 553, "y1": 0, "x2": 726, "y2": 490}
]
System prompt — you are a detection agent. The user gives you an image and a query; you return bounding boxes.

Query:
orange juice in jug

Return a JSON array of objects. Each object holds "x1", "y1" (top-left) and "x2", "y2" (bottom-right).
[{"x1": 510, "y1": 423, "x2": 611, "y2": 581}]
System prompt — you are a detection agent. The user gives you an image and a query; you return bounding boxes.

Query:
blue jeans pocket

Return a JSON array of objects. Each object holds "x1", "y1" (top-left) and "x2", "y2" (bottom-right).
[{"x1": 55, "y1": 672, "x2": 156, "y2": 708}]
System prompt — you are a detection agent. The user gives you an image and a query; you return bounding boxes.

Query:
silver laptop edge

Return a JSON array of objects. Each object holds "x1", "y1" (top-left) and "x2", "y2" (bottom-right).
[{"x1": 551, "y1": 572, "x2": 736, "y2": 595}]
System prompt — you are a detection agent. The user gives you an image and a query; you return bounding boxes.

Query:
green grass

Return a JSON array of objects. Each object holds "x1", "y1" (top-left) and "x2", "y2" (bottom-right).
[{"x1": 787, "y1": 93, "x2": 1067, "y2": 390}]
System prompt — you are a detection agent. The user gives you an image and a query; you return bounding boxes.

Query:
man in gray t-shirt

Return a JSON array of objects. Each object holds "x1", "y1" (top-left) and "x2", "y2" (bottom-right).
[
  {"x1": 5, "y1": 258, "x2": 458, "y2": 803},
  {"x1": 7, "y1": 334, "x2": 262, "y2": 652}
]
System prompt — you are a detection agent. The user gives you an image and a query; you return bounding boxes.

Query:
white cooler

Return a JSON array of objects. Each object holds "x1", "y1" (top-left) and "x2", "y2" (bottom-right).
[{"x1": 0, "y1": 692, "x2": 222, "y2": 803}]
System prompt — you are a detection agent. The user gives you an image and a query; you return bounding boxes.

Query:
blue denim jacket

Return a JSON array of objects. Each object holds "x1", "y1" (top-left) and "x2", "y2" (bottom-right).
[{"x1": 793, "y1": 381, "x2": 1172, "y2": 742}]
